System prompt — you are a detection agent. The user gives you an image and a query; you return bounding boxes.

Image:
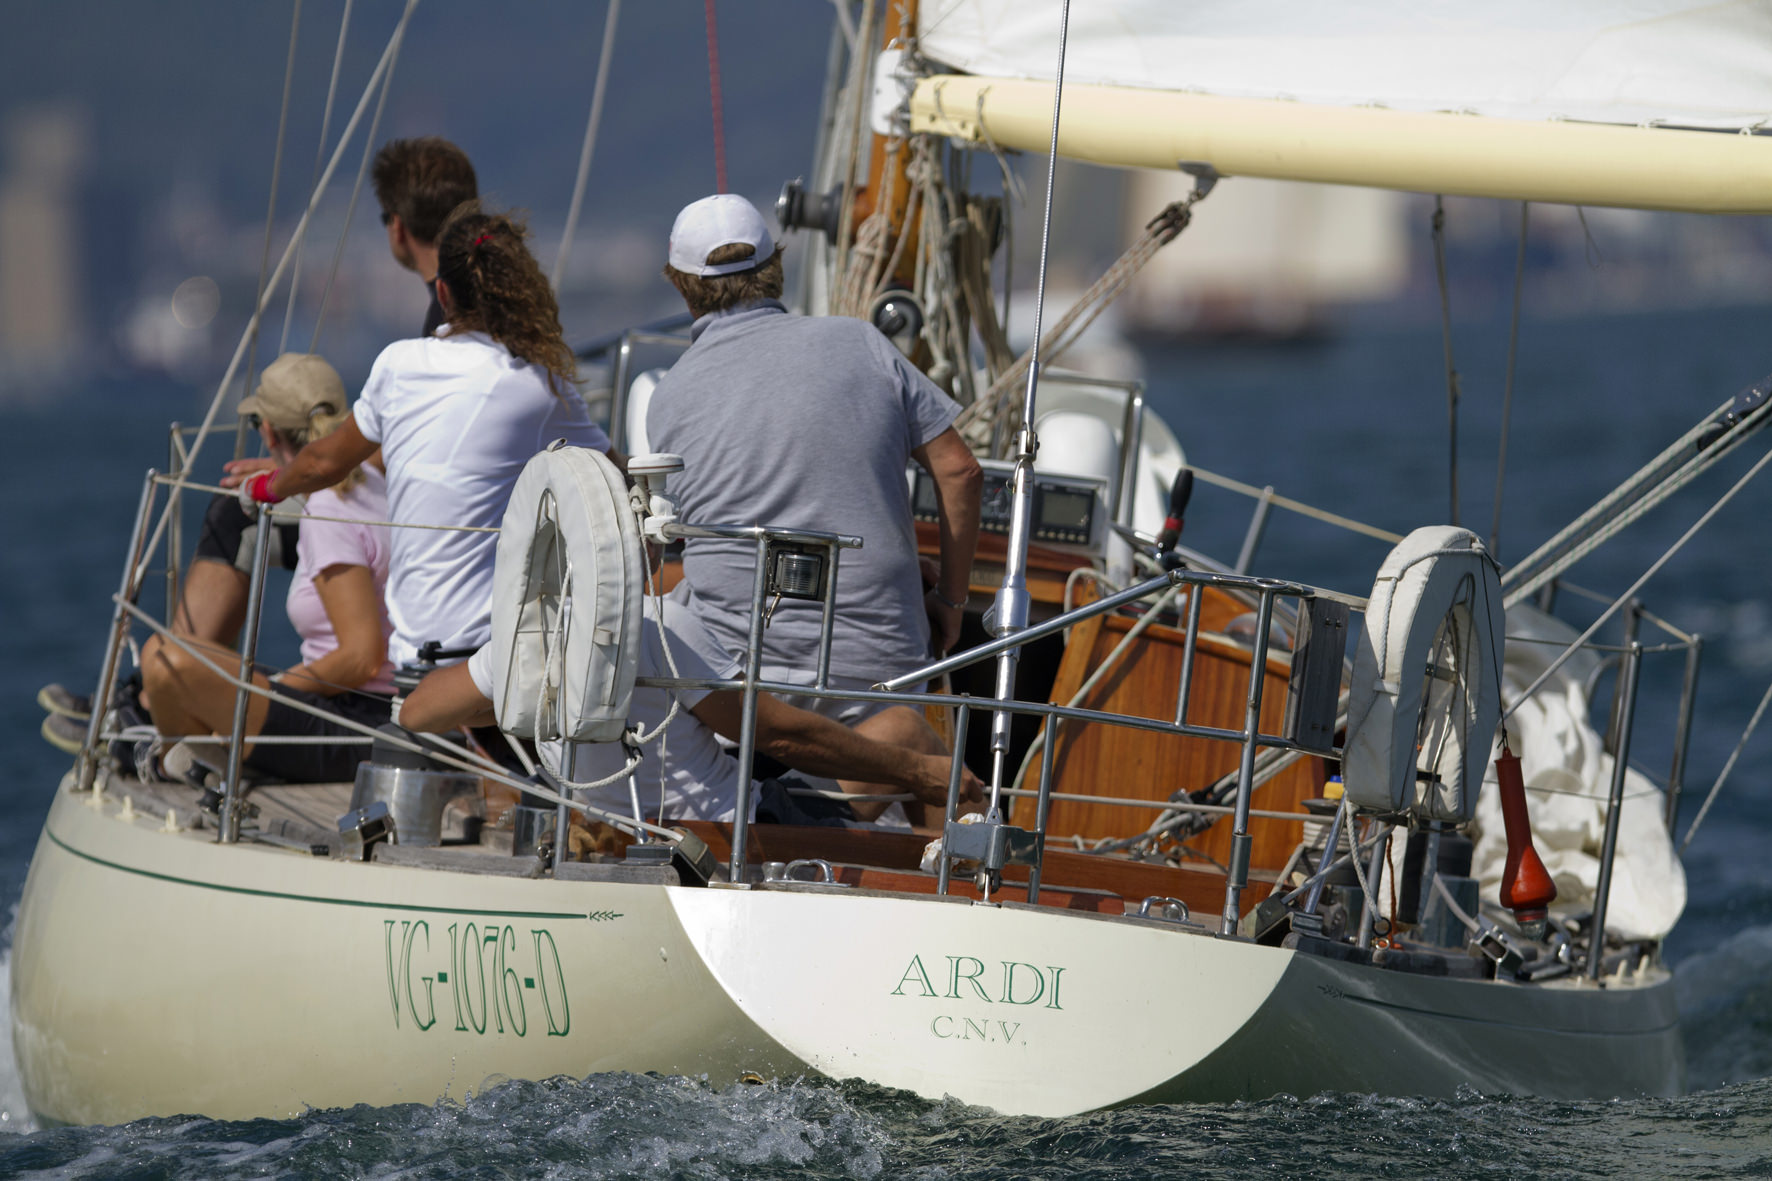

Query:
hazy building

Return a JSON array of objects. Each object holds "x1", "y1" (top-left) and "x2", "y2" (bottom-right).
[{"x1": 0, "y1": 104, "x2": 87, "y2": 385}]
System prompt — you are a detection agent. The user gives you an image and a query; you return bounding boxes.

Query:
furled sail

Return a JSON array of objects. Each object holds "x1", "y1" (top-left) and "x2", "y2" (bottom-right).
[{"x1": 909, "y1": 1, "x2": 1772, "y2": 212}]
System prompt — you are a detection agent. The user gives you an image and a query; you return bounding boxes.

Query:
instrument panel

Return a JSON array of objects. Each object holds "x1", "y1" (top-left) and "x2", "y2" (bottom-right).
[{"x1": 911, "y1": 459, "x2": 1106, "y2": 551}]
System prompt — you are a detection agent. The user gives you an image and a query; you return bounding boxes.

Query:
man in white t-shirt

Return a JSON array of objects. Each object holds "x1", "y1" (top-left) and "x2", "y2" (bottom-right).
[{"x1": 399, "y1": 595, "x2": 982, "y2": 824}]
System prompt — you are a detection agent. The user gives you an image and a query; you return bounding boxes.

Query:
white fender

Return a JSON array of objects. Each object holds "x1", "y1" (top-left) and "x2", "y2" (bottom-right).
[
  {"x1": 487, "y1": 444, "x2": 643, "y2": 742},
  {"x1": 1343, "y1": 526, "x2": 1504, "y2": 823}
]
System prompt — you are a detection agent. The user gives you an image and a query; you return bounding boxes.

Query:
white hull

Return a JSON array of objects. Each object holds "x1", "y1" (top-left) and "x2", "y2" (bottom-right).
[
  {"x1": 11, "y1": 778, "x2": 798, "y2": 1126},
  {"x1": 12, "y1": 775, "x2": 1682, "y2": 1124},
  {"x1": 670, "y1": 889, "x2": 1683, "y2": 1116}
]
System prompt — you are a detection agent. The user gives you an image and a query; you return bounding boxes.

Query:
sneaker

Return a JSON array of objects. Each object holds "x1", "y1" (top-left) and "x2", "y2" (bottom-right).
[
  {"x1": 40, "y1": 713, "x2": 87, "y2": 755},
  {"x1": 36, "y1": 683, "x2": 92, "y2": 721}
]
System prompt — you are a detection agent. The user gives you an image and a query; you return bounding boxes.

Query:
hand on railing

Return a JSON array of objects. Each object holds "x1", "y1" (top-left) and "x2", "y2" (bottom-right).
[
  {"x1": 914, "y1": 755, "x2": 983, "y2": 808},
  {"x1": 220, "y1": 456, "x2": 276, "y2": 491}
]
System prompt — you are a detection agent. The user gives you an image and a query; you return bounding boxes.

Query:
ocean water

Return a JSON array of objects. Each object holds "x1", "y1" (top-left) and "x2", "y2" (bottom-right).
[{"x1": 5, "y1": 303, "x2": 1772, "y2": 1176}]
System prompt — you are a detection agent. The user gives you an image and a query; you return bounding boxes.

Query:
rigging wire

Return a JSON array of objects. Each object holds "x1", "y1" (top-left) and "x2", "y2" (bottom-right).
[
  {"x1": 151, "y1": 0, "x2": 421, "y2": 576},
  {"x1": 310, "y1": 11, "x2": 407, "y2": 352},
  {"x1": 239, "y1": 0, "x2": 304, "y2": 462},
  {"x1": 1490, "y1": 201, "x2": 1529, "y2": 560},
  {"x1": 280, "y1": 0, "x2": 354, "y2": 355},
  {"x1": 1432, "y1": 195, "x2": 1462, "y2": 526},
  {"x1": 552, "y1": 0, "x2": 623, "y2": 293},
  {"x1": 1502, "y1": 441, "x2": 1772, "y2": 721},
  {"x1": 704, "y1": 0, "x2": 728, "y2": 193},
  {"x1": 1678, "y1": 671, "x2": 1772, "y2": 856}
]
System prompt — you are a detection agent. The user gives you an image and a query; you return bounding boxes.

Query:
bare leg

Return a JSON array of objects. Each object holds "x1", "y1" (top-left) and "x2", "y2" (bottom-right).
[
  {"x1": 140, "y1": 633, "x2": 272, "y2": 756},
  {"x1": 846, "y1": 705, "x2": 950, "y2": 825},
  {"x1": 173, "y1": 558, "x2": 251, "y2": 644}
]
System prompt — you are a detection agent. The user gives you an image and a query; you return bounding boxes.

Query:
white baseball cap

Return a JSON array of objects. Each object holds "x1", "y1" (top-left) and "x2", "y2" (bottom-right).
[{"x1": 667, "y1": 194, "x2": 777, "y2": 276}]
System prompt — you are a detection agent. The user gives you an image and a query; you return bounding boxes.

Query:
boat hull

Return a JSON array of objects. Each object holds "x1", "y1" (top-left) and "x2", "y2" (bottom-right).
[
  {"x1": 10, "y1": 779, "x2": 798, "y2": 1126},
  {"x1": 11, "y1": 777, "x2": 1684, "y2": 1124},
  {"x1": 667, "y1": 888, "x2": 1684, "y2": 1116}
]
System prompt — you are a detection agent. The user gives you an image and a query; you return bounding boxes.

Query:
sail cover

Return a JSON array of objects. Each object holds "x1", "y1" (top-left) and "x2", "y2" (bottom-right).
[{"x1": 916, "y1": 1, "x2": 1772, "y2": 131}]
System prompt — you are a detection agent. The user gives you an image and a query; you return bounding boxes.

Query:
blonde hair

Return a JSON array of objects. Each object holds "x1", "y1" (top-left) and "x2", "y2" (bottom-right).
[{"x1": 279, "y1": 406, "x2": 365, "y2": 493}]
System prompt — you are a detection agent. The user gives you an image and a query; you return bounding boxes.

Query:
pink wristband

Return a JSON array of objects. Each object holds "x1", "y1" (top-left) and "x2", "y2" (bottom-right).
[{"x1": 246, "y1": 469, "x2": 283, "y2": 505}]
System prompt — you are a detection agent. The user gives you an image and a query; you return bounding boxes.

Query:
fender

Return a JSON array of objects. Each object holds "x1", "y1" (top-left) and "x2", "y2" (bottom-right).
[
  {"x1": 1343, "y1": 526, "x2": 1504, "y2": 823},
  {"x1": 487, "y1": 443, "x2": 643, "y2": 742}
]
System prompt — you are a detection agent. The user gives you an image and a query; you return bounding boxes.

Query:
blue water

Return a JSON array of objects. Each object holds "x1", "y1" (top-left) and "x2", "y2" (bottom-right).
[{"x1": 5, "y1": 304, "x2": 1772, "y2": 1176}]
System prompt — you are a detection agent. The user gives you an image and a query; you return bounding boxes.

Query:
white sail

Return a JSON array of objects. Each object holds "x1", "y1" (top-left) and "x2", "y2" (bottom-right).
[
  {"x1": 910, "y1": 1, "x2": 1772, "y2": 212},
  {"x1": 918, "y1": 1, "x2": 1772, "y2": 129}
]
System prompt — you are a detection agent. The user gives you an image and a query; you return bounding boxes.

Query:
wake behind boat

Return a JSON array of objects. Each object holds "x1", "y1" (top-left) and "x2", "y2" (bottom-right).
[{"x1": 16, "y1": 0, "x2": 1771, "y2": 1125}]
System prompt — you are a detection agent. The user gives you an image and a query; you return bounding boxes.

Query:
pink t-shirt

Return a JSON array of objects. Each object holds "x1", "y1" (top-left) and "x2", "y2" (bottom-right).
[{"x1": 284, "y1": 466, "x2": 396, "y2": 694}]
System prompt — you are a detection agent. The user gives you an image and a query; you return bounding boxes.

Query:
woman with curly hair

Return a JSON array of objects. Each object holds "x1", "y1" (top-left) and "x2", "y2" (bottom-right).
[{"x1": 225, "y1": 205, "x2": 616, "y2": 669}]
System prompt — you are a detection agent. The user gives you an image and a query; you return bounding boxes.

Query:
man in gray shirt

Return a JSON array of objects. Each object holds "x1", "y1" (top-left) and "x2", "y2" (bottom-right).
[{"x1": 647, "y1": 194, "x2": 982, "y2": 730}]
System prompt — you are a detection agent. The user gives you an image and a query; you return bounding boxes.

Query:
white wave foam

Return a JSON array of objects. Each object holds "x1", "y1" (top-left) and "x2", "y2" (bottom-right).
[{"x1": 0, "y1": 914, "x2": 37, "y2": 1134}]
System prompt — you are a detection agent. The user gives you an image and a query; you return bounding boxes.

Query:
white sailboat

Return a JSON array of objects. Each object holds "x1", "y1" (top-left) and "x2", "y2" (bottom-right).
[{"x1": 14, "y1": 0, "x2": 1770, "y2": 1123}]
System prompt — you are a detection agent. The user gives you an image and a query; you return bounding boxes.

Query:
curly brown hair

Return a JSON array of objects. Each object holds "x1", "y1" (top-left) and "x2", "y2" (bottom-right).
[
  {"x1": 372, "y1": 137, "x2": 478, "y2": 244},
  {"x1": 435, "y1": 204, "x2": 576, "y2": 389},
  {"x1": 664, "y1": 243, "x2": 785, "y2": 319}
]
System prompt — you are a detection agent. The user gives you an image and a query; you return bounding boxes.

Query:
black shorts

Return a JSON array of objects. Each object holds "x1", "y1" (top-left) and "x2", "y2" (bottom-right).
[
  {"x1": 195, "y1": 494, "x2": 299, "y2": 574},
  {"x1": 755, "y1": 777, "x2": 861, "y2": 827},
  {"x1": 247, "y1": 685, "x2": 392, "y2": 784}
]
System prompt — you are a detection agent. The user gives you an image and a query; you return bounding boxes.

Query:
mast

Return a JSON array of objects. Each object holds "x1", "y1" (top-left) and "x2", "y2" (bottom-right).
[{"x1": 983, "y1": 0, "x2": 1070, "y2": 827}]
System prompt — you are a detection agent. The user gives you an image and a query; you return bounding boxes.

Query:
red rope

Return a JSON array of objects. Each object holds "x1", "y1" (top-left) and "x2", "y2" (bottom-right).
[{"x1": 704, "y1": 0, "x2": 728, "y2": 193}]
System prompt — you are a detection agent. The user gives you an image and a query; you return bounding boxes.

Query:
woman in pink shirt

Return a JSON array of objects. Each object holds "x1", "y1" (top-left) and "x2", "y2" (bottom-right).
[{"x1": 142, "y1": 353, "x2": 395, "y2": 783}]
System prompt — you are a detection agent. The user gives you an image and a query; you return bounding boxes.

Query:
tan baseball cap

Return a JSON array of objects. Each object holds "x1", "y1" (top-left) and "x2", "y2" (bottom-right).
[{"x1": 237, "y1": 352, "x2": 346, "y2": 430}]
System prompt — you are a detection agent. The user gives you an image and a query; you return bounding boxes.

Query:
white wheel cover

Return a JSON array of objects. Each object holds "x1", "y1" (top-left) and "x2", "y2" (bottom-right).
[
  {"x1": 1343, "y1": 526, "x2": 1504, "y2": 822},
  {"x1": 486, "y1": 445, "x2": 643, "y2": 743}
]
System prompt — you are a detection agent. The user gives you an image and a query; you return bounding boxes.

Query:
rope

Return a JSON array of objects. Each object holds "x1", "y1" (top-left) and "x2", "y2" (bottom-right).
[
  {"x1": 1503, "y1": 441, "x2": 1772, "y2": 721},
  {"x1": 704, "y1": 0, "x2": 727, "y2": 193},
  {"x1": 240, "y1": 0, "x2": 304, "y2": 461},
  {"x1": 1431, "y1": 196, "x2": 1461, "y2": 526},
  {"x1": 1432, "y1": 872, "x2": 1483, "y2": 935},
  {"x1": 955, "y1": 194, "x2": 1206, "y2": 451},
  {"x1": 311, "y1": 8, "x2": 408, "y2": 351},
  {"x1": 1186, "y1": 465, "x2": 1403, "y2": 544},
  {"x1": 552, "y1": 0, "x2": 622, "y2": 291},
  {"x1": 1490, "y1": 201, "x2": 1528, "y2": 560},
  {"x1": 281, "y1": 0, "x2": 354, "y2": 354},
  {"x1": 1678, "y1": 671, "x2": 1772, "y2": 855}
]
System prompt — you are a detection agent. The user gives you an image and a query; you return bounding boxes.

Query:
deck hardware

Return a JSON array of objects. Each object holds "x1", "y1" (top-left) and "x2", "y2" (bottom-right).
[
  {"x1": 1285, "y1": 596, "x2": 1349, "y2": 753},
  {"x1": 623, "y1": 829, "x2": 716, "y2": 886},
  {"x1": 1138, "y1": 896, "x2": 1190, "y2": 923},
  {"x1": 1471, "y1": 917, "x2": 1526, "y2": 974},
  {"x1": 782, "y1": 859, "x2": 838, "y2": 884},
  {"x1": 336, "y1": 800, "x2": 395, "y2": 861},
  {"x1": 942, "y1": 815, "x2": 1043, "y2": 895}
]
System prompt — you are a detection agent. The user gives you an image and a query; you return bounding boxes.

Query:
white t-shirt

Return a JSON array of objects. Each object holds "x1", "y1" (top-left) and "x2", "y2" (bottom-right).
[
  {"x1": 468, "y1": 597, "x2": 752, "y2": 823},
  {"x1": 354, "y1": 330, "x2": 609, "y2": 666}
]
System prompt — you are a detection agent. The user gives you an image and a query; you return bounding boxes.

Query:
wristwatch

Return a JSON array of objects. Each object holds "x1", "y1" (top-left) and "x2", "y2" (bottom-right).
[{"x1": 927, "y1": 587, "x2": 967, "y2": 611}]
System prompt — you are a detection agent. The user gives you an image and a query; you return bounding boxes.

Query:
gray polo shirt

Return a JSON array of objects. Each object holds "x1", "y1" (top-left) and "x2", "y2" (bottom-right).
[{"x1": 646, "y1": 300, "x2": 959, "y2": 680}]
